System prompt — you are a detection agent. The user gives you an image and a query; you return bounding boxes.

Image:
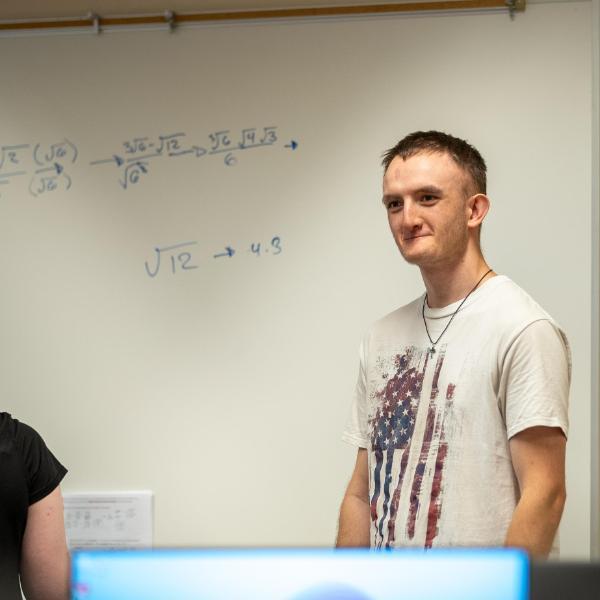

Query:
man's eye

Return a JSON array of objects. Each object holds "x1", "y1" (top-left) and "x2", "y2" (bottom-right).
[
  {"x1": 421, "y1": 195, "x2": 436, "y2": 203},
  {"x1": 386, "y1": 200, "x2": 402, "y2": 210}
]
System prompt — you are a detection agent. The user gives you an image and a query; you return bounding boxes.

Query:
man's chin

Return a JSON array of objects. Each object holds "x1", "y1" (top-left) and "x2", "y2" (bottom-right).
[{"x1": 398, "y1": 249, "x2": 429, "y2": 266}]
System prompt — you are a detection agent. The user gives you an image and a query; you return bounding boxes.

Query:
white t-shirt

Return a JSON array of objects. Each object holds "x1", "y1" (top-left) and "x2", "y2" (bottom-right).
[{"x1": 342, "y1": 276, "x2": 570, "y2": 551}]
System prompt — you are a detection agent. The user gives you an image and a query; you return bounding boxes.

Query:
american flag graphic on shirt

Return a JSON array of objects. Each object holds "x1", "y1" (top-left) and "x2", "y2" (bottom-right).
[{"x1": 368, "y1": 345, "x2": 456, "y2": 549}]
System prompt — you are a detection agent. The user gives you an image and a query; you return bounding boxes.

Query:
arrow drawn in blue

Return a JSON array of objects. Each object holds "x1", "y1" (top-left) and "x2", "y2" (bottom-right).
[
  {"x1": 90, "y1": 154, "x2": 124, "y2": 167},
  {"x1": 35, "y1": 163, "x2": 64, "y2": 175},
  {"x1": 285, "y1": 140, "x2": 298, "y2": 150},
  {"x1": 213, "y1": 246, "x2": 235, "y2": 258}
]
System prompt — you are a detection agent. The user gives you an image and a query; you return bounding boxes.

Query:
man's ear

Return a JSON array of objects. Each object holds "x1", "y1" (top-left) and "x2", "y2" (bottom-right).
[{"x1": 467, "y1": 193, "x2": 490, "y2": 229}]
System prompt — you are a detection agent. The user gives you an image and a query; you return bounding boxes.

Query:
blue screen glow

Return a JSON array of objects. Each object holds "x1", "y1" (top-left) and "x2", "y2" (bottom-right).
[{"x1": 71, "y1": 547, "x2": 529, "y2": 600}]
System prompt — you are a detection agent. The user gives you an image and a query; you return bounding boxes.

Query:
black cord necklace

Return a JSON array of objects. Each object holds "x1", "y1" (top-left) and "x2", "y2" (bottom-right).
[{"x1": 422, "y1": 269, "x2": 493, "y2": 356}]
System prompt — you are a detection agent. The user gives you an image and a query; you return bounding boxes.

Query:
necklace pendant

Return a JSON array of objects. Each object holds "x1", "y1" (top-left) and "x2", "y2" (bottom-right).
[{"x1": 429, "y1": 346, "x2": 436, "y2": 355}]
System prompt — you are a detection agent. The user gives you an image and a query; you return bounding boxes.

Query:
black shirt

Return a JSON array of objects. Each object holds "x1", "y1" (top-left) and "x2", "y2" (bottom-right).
[{"x1": 0, "y1": 412, "x2": 67, "y2": 599}]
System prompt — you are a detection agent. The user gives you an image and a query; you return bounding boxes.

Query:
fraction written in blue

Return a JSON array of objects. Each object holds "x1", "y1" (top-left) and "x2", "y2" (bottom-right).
[
  {"x1": 0, "y1": 139, "x2": 77, "y2": 198},
  {"x1": 91, "y1": 126, "x2": 296, "y2": 190}
]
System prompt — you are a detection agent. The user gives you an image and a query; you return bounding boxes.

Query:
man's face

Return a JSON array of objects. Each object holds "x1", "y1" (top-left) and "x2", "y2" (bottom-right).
[{"x1": 382, "y1": 151, "x2": 472, "y2": 269}]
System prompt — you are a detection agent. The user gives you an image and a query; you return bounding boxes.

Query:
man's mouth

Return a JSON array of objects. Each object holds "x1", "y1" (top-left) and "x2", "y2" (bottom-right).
[{"x1": 402, "y1": 233, "x2": 429, "y2": 241}]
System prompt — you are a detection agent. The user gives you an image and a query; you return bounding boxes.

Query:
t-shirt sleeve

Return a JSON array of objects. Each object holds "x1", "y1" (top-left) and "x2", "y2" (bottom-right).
[
  {"x1": 501, "y1": 319, "x2": 570, "y2": 439},
  {"x1": 342, "y1": 338, "x2": 370, "y2": 448},
  {"x1": 16, "y1": 421, "x2": 68, "y2": 505}
]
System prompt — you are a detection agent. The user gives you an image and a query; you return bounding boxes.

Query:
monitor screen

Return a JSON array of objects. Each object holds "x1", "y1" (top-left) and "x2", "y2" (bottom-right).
[{"x1": 71, "y1": 547, "x2": 528, "y2": 600}]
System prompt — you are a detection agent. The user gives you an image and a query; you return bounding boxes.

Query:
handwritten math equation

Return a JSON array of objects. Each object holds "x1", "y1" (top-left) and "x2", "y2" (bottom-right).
[
  {"x1": 145, "y1": 235, "x2": 282, "y2": 278},
  {"x1": 0, "y1": 139, "x2": 77, "y2": 198},
  {"x1": 0, "y1": 127, "x2": 298, "y2": 197},
  {"x1": 91, "y1": 126, "x2": 295, "y2": 190}
]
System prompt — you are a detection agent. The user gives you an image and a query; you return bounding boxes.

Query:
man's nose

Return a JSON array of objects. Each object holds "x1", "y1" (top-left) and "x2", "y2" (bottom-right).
[{"x1": 402, "y1": 200, "x2": 423, "y2": 231}]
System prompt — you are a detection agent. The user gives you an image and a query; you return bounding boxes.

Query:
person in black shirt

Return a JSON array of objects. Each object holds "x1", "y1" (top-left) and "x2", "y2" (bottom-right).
[{"x1": 0, "y1": 412, "x2": 69, "y2": 600}]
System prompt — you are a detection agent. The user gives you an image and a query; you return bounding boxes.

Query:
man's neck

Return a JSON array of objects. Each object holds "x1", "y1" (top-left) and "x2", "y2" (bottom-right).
[{"x1": 421, "y1": 255, "x2": 494, "y2": 309}]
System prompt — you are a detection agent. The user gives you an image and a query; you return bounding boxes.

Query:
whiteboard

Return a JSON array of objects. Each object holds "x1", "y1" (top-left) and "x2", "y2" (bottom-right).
[{"x1": 0, "y1": 2, "x2": 592, "y2": 557}]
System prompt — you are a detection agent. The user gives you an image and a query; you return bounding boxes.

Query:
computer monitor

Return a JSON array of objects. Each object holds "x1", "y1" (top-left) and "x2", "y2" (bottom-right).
[
  {"x1": 530, "y1": 560, "x2": 600, "y2": 600},
  {"x1": 71, "y1": 547, "x2": 528, "y2": 600}
]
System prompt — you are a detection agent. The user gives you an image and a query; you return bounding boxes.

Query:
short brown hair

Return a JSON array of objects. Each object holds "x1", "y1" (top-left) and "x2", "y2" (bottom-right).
[{"x1": 382, "y1": 130, "x2": 487, "y2": 196}]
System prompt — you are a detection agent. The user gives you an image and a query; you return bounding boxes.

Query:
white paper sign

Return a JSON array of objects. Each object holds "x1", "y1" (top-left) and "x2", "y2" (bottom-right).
[{"x1": 63, "y1": 491, "x2": 153, "y2": 549}]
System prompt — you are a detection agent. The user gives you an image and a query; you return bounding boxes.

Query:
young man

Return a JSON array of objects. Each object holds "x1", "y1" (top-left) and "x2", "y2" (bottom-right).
[
  {"x1": 337, "y1": 131, "x2": 570, "y2": 558},
  {"x1": 0, "y1": 413, "x2": 69, "y2": 599}
]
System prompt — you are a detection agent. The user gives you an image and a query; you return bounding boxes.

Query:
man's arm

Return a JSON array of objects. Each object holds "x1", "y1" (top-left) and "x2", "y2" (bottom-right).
[
  {"x1": 505, "y1": 426, "x2": 566, "y2": 558},
  {"x1": 20, "y1": 486, "x2": 70, "y2": 600},
  {"x1": 336, "y1": 448, "x2": 370, "y2": 547}
]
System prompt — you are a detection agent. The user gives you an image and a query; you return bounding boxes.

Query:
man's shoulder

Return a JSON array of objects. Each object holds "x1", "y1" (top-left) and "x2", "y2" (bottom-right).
[
  {"x1": 380, "y1": 295, "x2": 423, "y2": 321},
  {"x1": 365, "y1": 295, "x2": 424, "y2": 337},
  {"x1": 481, "y1": 276, "x2": 554, "y2": 323},
  {"x1": 476, "y1": 276, "x2": 570, "y2": 356},
  {"x1": 0, "y1": 412, "x2": 21, "y2": 444},
  {"x1": 0, "y1": 413, "x2": 48, "y2": 461}
]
